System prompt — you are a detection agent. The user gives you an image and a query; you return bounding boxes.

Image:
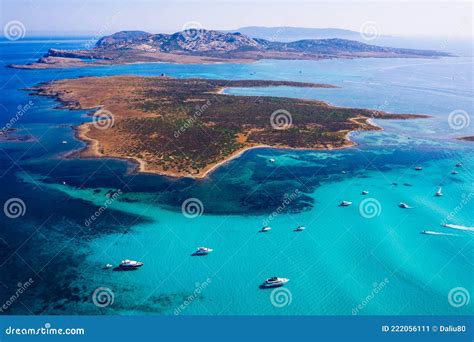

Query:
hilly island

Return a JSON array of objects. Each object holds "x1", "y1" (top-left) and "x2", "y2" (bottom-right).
[
  {"x1": 12, "y1": 29, "x2": 450, "y2": 69},
  {"x1": 32, "y1": 75, "x2": 427, "y2": 178}
]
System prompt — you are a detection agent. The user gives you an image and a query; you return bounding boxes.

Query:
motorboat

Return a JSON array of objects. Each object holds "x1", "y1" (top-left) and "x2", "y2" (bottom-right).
[
  {"x1": 295, "y1": 225, "x2": 306, "y2": 231},
  {"x1": 339, "y1": 201, "x2": 352, "y2": 206},
  {"x1": 456, "y1": 162, "x2": 462, "y2": 167},
  {"x1": 262, "y1": 277, "x2": 290, "y2": 288},
  {"x1": 361, "y1": 191, "x2": 369, "y2": 195},
  {"x1": 61, "y1": 140, "x2": 68, "y2": 144},
  {"x1": 269, "y1": 158, "x2": 276, "y2": 163},
  {"x1": 435, "y1": 187, "x2": 443, "y2": 197},
  {"x1": 421, "y1": 230, "x2": 457, "y2": 236},
  {"x1": 451, "y1": 170, "x2": 458, "y2": 174},
  {"x1": 119, "y1": 259, "x2": 144, "y2": 269},
  {"x1": 398, "y1": 202, "x2": 411, "y2": 209},
  {"x1": 195, "y1": 247, "x2": 213, "y2": 255},
  {"x1": 341, "y1": 171, "x2": 347, "y2": 174},
  {"x1": 260, "y1": 226, "x2": 271, "y2": 232},
  {"x1": 103, "y1": 263, "x2": 113, "y2": 269},
  {"x1": 414, "y1": 166, "x2": 423, "y2": 171}
]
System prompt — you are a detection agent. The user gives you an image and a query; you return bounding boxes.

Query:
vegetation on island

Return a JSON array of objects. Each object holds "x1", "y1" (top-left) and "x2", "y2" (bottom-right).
[{"x1": 33, "y1": 75, "x2": 427, "y2": 177}]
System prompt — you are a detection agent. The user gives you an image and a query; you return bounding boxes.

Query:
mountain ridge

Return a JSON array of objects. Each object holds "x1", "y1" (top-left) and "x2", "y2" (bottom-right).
[{"x1": 11, "y1": 29, "x2": 451, "y2": 69}]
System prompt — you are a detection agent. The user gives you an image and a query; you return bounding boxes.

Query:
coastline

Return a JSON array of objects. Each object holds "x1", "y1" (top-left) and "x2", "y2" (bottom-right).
[
  {"x1": 34, "y1": 75, "x2": 426, "y2": 180},
  {"x1": 71, "y1": 121, "x2": 360, "y2": 179}
]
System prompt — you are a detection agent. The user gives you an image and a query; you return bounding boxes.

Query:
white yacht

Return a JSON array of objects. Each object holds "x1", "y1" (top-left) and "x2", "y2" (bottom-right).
[
  {"x1": 399, "y1": 202, "x2": 410, "y2": 209},
  {"x1": 295, "y1": 225, "x2": 306, "y2": 231},
  {"x1": 103, "y1": 263, "x2": 113, "y2": 269},
  {"x1": 195, "y1": 247, "x2": 213, "y2": 255},
  {"x1": 415, "y1": 166, "x2": 423, "y2": 171},
  {"x1": 119, "y1": 259, "x2": 144, "y2": 269},
  {"x1": 435, "y1": 187, "x2": 443, "y2": 197},
  {"x1": 340, "y1": 201, "x2": 352, "y2": 206},
  {"x1": 262, "y1": 277, "x2": 290, "y2": 288},
  {"x1": 269, "y1": 158, "x2": 276, "y2": 163},
  {"x1": 361, "y1": 191, "x2": 369, "y2": 195},
  {"x1": 260, "y1": 226, "x2": 271, "y2": 232}
]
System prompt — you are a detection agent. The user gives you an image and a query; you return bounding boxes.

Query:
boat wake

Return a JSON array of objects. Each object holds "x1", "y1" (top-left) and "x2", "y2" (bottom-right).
[
  {"x1": 421, "y1": 230, "x2": 458, "y2": 236},
  {"x1": 442, "y1": 224, "x2": 474, "y2": 232}
]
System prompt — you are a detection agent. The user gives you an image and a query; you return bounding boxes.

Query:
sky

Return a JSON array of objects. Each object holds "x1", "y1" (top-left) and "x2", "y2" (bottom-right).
[{"x1": 1, "y1": 0, "x2": 472, "y2": 38}]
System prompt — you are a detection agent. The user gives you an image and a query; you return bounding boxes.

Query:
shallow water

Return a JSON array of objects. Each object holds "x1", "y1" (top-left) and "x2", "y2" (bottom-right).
[{"x1": 0, "y1": 38, "x2": 472, "y2": 315}]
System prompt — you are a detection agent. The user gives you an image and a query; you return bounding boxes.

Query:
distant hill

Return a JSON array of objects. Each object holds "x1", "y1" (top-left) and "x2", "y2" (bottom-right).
[
  {"x1": 12, "y1": 29, "x2": 451, "y2": 69},
  {"x1": 229, "y1": 26, "x2": 364, "y2": 41},
  {"x1": 92, "y1": 30, "x2": 446, "y2": 58}
]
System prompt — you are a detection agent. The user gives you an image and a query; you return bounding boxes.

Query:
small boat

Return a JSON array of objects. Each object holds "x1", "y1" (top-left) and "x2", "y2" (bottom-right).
[
  {"x1": 61, "y1": 140, "x2": 68, "y2": 144},
  {"x1": 62, "y1": 181, "x2": 66, "y2": 185},
  {"x1": 398, "y1": 202, "x2": 411, "y2": 209},
  {"x1": 103, "y1": 263, "x2": 113, "y2": 269},
  {"x1": 451, "y1": 170, "x2": 458, "y2": 175},
  {"x1": 295, "y1": 225, "x2": 306, "y2": 231},
  {"x1": 414, "y1": 166, "x2": 423, "y2": 171},
  {"x1": 262, "y1": 277, "x2": 290, "y2": 288},
  {"x1": 269, "y1": 158, "x2": 276, "y2": 163},
  {"x1": 195, "y1": 247, "x2": 213, "y2": 255},
  {"x1": 341, "y1": 171, "x2": 347, "y2": 174},
  {"x1": 421, "y1": 230, "x2": 457, "y2": 236},
  {"x1": 260, "y1": 226, "x2": 271, "y2": 232},
  {"x1": 339, "y1": 201, "x2": 352, "y2": 206},
  {"x1": 119, "y1": 259, "x2": 144, "y2": 269},
  {"x1": 435, "y1": 187, "x2": 443, "y2": 197},
  {"x1": 456, "y1": 162, "x2": 462, "y2": 167},
  {"x1": 361, "y1": 191, "x2": 369, "y2": 195}
]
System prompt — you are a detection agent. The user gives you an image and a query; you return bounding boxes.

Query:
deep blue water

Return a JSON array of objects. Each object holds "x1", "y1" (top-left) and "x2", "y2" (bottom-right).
[{"x1": 0, "y1": 38, "x2": 472, "y2": 315}]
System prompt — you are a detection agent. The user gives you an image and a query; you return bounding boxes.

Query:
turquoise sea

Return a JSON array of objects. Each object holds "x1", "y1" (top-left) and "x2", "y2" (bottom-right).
[{"x1": 0, "y1": 38, "x2": 472, "y2": 315}]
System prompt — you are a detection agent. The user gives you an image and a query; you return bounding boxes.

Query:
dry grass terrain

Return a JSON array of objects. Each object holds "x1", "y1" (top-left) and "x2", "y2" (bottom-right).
[{"x1": 33, "y1": 75, "x2": 426, "y2": 178}]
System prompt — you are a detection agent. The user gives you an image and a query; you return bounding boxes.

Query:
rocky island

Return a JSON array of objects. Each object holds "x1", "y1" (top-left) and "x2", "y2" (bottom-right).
[
  {"x1": 458, "y1": 136, "x2": 474, "y2": 142},
  {"x1": 12, "y1": 29, "x2": 451, "y2": 69},
  {"x1": 32, "y1": 76, "x2": 427, "y2": 178}
]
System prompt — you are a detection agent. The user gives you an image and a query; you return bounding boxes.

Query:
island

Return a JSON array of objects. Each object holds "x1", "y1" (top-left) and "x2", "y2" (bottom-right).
[
  {"x1": 32, "y1": 75, "x2": 427, "y2": 178},
  {"x1": 11, "y1": 30, "x2": 451, "y2": 69},
  {"x1": 458, "y1": 136, "x2": 474, "y2": 142}
]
